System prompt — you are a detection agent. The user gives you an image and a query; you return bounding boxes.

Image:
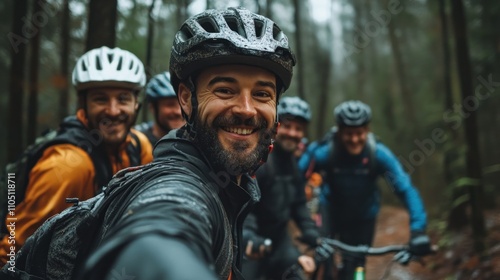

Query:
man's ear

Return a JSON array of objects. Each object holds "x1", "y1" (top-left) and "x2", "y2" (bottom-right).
[{"x1": 178, "y1": 83, "x2": 192, "y2": 118}]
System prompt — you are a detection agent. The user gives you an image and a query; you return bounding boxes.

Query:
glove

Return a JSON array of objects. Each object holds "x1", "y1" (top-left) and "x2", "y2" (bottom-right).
[
  {"x1": 297, "y1": 230, "x2": 320, "y2": 248},
  {"x1": 313, "y1": 240, "x2": 335, "y2": 263},
  {"x1": 409, "y1": 230, "x2": 432, "y2": 256}
]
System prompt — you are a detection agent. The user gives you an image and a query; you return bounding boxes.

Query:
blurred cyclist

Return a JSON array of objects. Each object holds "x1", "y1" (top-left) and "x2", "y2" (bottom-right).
[
  {"x1": 135, "y1": 71, "x2": 185, "y2": 145},
  {"x1": 299, "y1": 100, "x2": 432, "y2": 280},
  {"x1": 243, "y1": 96, "x2": 320, "y2": 279}
]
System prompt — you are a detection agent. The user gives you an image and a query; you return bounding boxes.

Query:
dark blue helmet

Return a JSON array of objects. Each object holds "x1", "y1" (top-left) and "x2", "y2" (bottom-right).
[
  {"x1": 334, "y1": 100, "x2": 371, "y2": 127},
  {"x1": 145, "y1": 72, "x2": 176, "y2": 102},
  {"x1": 278, "y1": 96, "x2": 311, "y2": 123}
]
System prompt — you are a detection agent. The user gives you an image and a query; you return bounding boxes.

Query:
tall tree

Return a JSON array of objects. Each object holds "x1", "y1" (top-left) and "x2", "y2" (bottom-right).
[
  {"x1": 265, "y1": 0, "x2": 272, "y2": 19},
  {"x1": 143, "y1": 0, "x2": 158, "y2": 122},
  {"x1": 292, "y1": 0, "x2": 304, "y2": 99},
  {"x1": 387, "y1": 18, "x2": 418, "y2": 134},
  {"x1": 27, "y1": 0, "x2": 45, "y2": 144},
  {"x1": 59, "y1": 0, "x2": 70, "y2": 121},
  {"x1": 352, "y1": 0, "x2": 366, "y2": 100},
  {"x1": 450, "y1": 0, "x2": 486, "y2": 253},
  {"x1": 7, "y1": 0, "x2": 29, "y2": 162},
  {"x1": 439, "y1": 0, "x2": 466, "y2": 230},
  {"x1": 86, "y1": 0, "x2": 118, "y2": 50}
]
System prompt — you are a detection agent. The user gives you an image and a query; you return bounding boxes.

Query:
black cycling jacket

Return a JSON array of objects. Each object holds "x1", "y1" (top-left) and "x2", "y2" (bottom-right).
[
  {"x1": 82, "y1": 127, "x2": 260, "y2": 280},
  {"x1": 243, "y1": 144, "x2": 318, "y2": 248}
]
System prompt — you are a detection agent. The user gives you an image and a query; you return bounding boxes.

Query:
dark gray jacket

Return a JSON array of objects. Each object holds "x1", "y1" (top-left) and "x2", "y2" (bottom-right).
[{"x1": 83, "y1": 127, "x2": 260, "y2": 280}]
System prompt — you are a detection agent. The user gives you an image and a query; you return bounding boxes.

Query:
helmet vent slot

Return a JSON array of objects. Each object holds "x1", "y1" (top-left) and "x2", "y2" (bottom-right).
[
  {"x1": 95, "y1": 57, "x2": 102, "y2": 70},
  {"x1": 198, "y1": 18, "x2": 219, "y2": 33},
  {"x1": 116, "y1": 57, "x2": 123, "y2": 70},
  {"x1": 81, "y1": 61, "x2": 87, "y2": 71},
  {"x1": 272, "y1": 24, "x2": 284, "y2": 41},
  {"x1": 179, "y1": 25, "x2": 194, "y2": 40},
  {"x1": 129, "y1": 60, "x2": 134, "y2": 70},
  {"x1": 225, "y1": 16, "x2": 246, "y2": 38},
  {"x1": 254, "y1": 19, "x2": 264, "y2": 38},
  {"x1": 107, "y1": 53, "x2": 114, "y2": 63}
]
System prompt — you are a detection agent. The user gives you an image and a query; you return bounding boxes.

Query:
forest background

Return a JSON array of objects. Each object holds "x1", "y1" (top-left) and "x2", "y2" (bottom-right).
[{"x1": 1, "y1": 0, "x2": 499, "y2": 273}]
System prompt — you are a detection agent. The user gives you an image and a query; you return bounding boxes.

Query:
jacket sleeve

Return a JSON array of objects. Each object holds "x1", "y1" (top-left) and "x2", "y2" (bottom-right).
[
  {"x1": 375, "y1": 143, "x2": 427, "y2": 231},
  {"x1": 82, "y1": 178, "x2": 224, "y2": 280},
  {"x1": 101, "y1": 235, "x2": 218, "y2": 280},
  {"x1": 0, "y1": 144, "x2": 95, "y2": 265}
]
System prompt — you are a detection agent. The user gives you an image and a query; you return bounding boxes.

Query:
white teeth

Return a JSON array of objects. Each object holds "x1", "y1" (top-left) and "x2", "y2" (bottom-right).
[{"x1": 225, "y1": 127, "x2": 252, "y2": 135}]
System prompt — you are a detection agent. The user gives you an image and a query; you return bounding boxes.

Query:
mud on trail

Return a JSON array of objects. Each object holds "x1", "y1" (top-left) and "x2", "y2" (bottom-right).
[{"x1": 365, "y1": 206, "x2": 500, "y2": 280}]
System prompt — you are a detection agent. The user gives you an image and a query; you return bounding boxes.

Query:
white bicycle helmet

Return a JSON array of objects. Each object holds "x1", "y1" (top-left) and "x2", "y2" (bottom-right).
[{"x1": 72, "y1": 46, "x2": 146, "y2": 91}]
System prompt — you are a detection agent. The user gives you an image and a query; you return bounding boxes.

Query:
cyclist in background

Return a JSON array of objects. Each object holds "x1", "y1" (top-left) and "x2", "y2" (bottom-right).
[
  {"x1": 299, "y1": 100, "x2": 432, "y2": 280},
  {"x1": 135, "y1": 71, "x2": 185, "y2": 145},
  {"x1": 0, "y1": 46, "x2": 153, "y2": 265},
  {"x1": 243, "y1": 97, "x2": 319, "y2": 280}
]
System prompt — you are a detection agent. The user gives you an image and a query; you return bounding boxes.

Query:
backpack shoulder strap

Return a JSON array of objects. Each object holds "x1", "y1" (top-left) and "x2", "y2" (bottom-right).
[
  {"x1": 367, "y1": 132, "x2": 378, "y2": 172},
  {"x1": 126, "y1": 131, "x2": 142, "y2": 167}
]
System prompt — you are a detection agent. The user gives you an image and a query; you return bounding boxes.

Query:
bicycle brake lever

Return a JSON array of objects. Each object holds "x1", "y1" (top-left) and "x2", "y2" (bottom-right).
[{"x1": 393, "y1": 250, "x2": 411, "y2": 265}]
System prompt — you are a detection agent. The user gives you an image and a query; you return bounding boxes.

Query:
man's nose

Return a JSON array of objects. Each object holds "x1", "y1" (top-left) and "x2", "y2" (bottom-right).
[
  {"x1": 232, "y1": 92, "x2": 257, "y2": 119},
  {"x1": 105, "y1": 99, "x2": 121, "y2": 116}
]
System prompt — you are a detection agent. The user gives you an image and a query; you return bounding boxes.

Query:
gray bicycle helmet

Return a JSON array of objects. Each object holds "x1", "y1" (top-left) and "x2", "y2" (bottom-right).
[
  {"x1": 278, "y1": 96, "x2": 311, "y2": 122},
  {"x1": 72, "y1": 46, "x2": 146, "y2": 91},
  {"x1": 334, "y1": 100, "x2": 372, "y2": 127},
  {"x1": 146, "y1": 72, "x2": 176, "y2": 102},
  {"x1": 169, "y1": 7, "x2": 296, "y2": 95}
]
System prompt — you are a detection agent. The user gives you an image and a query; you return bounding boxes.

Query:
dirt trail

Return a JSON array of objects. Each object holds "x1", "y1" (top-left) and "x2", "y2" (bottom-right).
[{"x1": 366, "y1": 206, "x2": 432, "y2": 280}]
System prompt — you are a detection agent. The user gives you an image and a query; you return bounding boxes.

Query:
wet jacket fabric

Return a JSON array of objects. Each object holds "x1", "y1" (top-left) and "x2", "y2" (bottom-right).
[
  {"x1": 298, "y1": 136, "x2": 427, "y2": 232},
  {"x1": 81, "y1": 128, "x2": 260, "y2": 280},
  {"x1": 0, "y1": 114, "x2": 153, "y2": 265}
]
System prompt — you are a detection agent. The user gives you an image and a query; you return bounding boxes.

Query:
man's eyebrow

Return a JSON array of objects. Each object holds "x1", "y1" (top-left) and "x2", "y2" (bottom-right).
[
  {"x1": 208, "y1": 76, "x2": 237, "y2": 86},
  {"x1": 256, "y1": 81, "x2": 276, "y2": 92}
]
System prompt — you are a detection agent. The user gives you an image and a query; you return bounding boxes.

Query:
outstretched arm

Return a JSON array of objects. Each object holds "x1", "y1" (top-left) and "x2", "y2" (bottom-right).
[{"x1": 376, "y1": 143, "x2": 427, "y2": 232}]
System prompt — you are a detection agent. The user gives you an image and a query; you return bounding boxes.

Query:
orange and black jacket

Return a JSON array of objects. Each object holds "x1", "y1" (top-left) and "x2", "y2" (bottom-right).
[{"x1": 0, "y1": 113, "x2": 153, "y2": 265}]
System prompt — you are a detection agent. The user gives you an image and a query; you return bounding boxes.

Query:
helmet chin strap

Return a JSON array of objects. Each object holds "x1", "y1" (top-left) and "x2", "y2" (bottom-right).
[{"x1": 249, "y1": 120, "x2": 279, "y2": 178}]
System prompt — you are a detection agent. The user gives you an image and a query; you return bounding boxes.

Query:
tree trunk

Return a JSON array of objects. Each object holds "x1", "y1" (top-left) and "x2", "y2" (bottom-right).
[
  {"x1": 292, "y1": 0, "x2": 304, "y2": 99},
  {"x1": 439, "y1": 0, "x2": 467, "y2": 231},
  {"x1": 86, "y1": 0, "x2": 118, "y2": 50},
  {"x1": 315, "y1": 2, "x2": 334, "y2": 140},
  {"x1": 27, "y1": 0, "x2": 44, "y2": 144},
  {"x1": 176, "y1": 0, "x2": 188, "y2": 27},
  {"x1": 59, "y1": 0, "x2": 70, "y2": 121},
  {"x1": 450, "y1": 0, "x2": 486, "y2": 253},
  {"x1": 352, "y1": 0, "x2": 366, "y2": 100},
  {"x1": 142, "y1": 0, "x2": 157, "y2": 122},
  {"x1": 387, "y1": 19, "x2": 418, "y2": 133},
  {"x1": 266, "y1": 0, "x2": 273, "y2": 19},
  {"x1": 7, "y1": 0, "x2": 29, "y2": 162}
]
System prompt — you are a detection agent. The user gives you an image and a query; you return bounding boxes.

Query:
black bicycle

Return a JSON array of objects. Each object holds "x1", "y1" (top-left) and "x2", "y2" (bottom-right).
[{"x1": 282, "y1": 238, "x2": 434, "y2": 280}]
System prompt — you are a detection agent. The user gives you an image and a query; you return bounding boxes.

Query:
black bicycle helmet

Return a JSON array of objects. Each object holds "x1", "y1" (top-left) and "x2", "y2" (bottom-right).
[
  {"x1": 145, "y1": 72, "x2": 176, "y2": 102},
  {"x1": 169, "y1": 7, "x2": 296, "y2": 96},
  {"x1": 278, "y1": 96, "x2": 311, "y2": 123},
  {"x1": 334, "y1": 100, "x2": 372, "y2": 127}
]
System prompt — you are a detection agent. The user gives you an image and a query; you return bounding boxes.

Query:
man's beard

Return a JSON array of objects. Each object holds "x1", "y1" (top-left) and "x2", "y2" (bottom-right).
[
  {"x1": 87, "y1": 113, "x2": 133, "y2": 146},
  {"x1": 193, "y1": 114, "x2": 274, "y2": 176}
]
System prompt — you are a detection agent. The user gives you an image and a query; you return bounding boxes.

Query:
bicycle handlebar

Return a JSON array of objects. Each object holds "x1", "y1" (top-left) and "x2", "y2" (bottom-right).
[{"x1": 322, "y1": 238, "x2": 409, "y2": 256}]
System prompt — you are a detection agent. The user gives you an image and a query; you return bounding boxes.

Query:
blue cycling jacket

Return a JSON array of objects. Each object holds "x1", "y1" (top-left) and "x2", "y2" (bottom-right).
[{"x1": 298, "y1": 139, "x2": 427, "y2": 232}]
